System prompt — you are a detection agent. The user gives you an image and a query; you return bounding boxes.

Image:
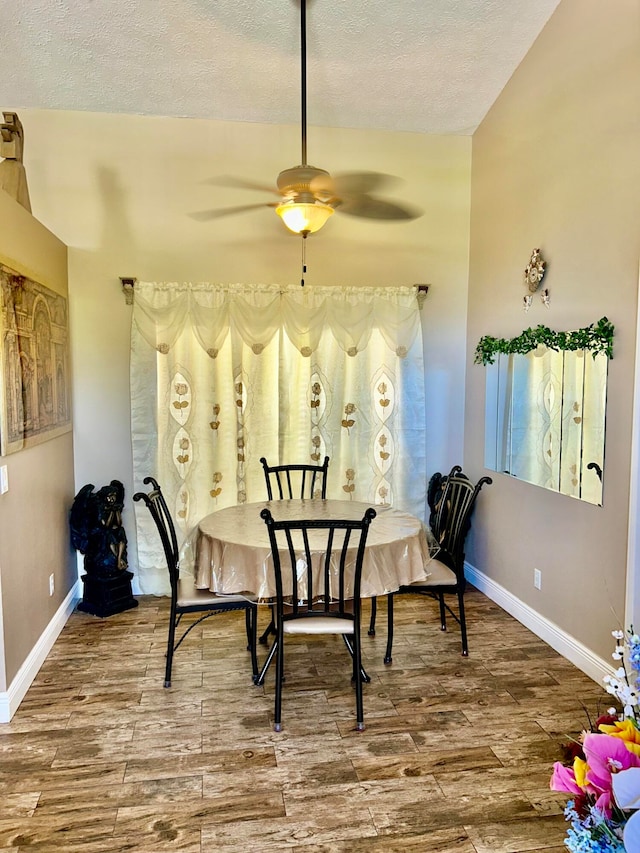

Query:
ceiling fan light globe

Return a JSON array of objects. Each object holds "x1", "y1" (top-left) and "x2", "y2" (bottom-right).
[{"x1": 276, "y1": 201, "x2": 334, "y2": 234}]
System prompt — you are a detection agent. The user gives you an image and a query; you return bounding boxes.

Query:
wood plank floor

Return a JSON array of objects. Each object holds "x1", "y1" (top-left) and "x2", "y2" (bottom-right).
[{"x1": 0, "y1": 589, "x2": 609, "y2": 851}]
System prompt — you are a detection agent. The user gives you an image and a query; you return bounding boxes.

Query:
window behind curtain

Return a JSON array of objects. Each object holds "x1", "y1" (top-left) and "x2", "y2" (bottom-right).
[{"x1": 131, "y1": 282, "x2": 427, "y2": 594}]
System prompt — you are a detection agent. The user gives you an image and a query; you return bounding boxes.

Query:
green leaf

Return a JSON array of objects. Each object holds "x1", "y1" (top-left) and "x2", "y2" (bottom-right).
[{"x1": 474, "y1": 317, "x2": 614, "y2": 366}]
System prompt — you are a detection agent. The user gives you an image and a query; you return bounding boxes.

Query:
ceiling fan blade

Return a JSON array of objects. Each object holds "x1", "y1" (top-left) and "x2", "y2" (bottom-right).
[
  {"x1": 338, "y1": 196, "x2": 422, "y2": 221},
  {"x1": 330, "y1": 172, "x2": 401, "y2": 196},
  {"x1": 307, "y1": 171, "x2": 336, "y2": 195},
  {"x1": 203, "y1": 175, "x2": 280, "y2": 196},
  {"x1": 189, "y1": 202, "x2": 278, "y2": 221}
]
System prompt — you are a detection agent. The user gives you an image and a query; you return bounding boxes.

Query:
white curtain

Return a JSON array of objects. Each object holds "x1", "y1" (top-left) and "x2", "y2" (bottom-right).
[{"x1": 131, "y1": 282, "x2": 427, "y2": 594}]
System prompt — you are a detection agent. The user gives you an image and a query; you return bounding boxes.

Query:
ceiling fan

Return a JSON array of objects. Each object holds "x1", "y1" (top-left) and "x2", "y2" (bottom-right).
[{"x1": 192, "y1": 0, "x2": 422, "y2": 237}]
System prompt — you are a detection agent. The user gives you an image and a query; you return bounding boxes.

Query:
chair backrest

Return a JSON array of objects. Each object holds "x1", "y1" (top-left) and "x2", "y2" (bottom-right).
[
  {"x1": 260, "y1": 456, "x2": 330, "y2": 500},
  {"x1": 427, "y1": 465, "x2": 462, "y2": 530},
  {"x1": 260, "y1": 507, "x2": 376, "y2": 626},
  {"x1": 133, "y1": 477, "x2": 180, "y2": 589},
  {"x1": 431, "y1": 467, "x2": 492, "y2": 574}
]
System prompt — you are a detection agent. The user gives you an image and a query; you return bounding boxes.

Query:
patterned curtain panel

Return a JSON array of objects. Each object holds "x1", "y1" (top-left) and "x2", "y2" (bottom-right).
[{"x1": 131, "y1": 282, "x2": 427, "y2": 594}]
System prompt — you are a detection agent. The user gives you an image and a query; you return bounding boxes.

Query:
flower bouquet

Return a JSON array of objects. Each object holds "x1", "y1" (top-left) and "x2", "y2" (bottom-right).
[{"x1": 550, "y1": 629, "x2": 640, "y2": 852}]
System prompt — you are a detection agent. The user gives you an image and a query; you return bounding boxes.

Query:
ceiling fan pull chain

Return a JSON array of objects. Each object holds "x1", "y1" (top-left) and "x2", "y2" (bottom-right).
[{"x1": 301, "y1": 233, "x2": 308, "y2": 287}]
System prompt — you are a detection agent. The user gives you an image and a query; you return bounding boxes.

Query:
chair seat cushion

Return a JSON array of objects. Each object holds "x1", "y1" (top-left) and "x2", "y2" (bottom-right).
[
  {"x1": 283, "y1": 616, "x2": 355, "y2": 635},
  {"x1": 406, "y1": 558, "x2": 457, "y2": 588},
  {"x1": 176, "y1": 578, "x2": 255, "y2": 608}
]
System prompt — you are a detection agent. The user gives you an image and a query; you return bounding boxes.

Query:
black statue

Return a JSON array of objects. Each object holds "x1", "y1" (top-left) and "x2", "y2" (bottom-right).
[
  {"x1": 70, "y1": 480, "x2": 128, "y2": 577},
  {"x1": 70, "y1": 480, "x2": 137, "y2": 616}
]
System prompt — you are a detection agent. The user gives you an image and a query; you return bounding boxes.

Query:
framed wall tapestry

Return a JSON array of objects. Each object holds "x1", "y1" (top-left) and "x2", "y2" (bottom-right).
[{"x1": 0, "y1": 262, "x2": 71, "y2": 455}]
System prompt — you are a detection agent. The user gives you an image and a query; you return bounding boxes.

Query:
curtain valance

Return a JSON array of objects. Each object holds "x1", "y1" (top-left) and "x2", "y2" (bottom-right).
[{"x1": 133, "y1": 282, "x2": 421, "y2": 356}]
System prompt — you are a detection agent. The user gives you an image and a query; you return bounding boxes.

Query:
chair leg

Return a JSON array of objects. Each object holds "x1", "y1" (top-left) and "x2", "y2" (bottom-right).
[
  {"x1": 342, "y1": 634, "x2": 371, "y2": 683},
  {"x1": 351, "y1": 636, "x2": 358, "y2": 685},
  {"x1": 353, "y1": 628, "x2": 365, "y2": 732},
  {"x1": 438, "y1": 593, "x2": 447, "y2": 631},
  {"x1": 164, "y1": 606, "x2": 178, "y2": 688},
  {"x1": 244, "y1": 608, "x2": 251, "y2": 649},
  {"x1": 458, "y1": 590, "x2": 469, "y2": 657},
  {"x1": 384, "y1": 593, "x2": 394, "y2": 665},
  {"x1": 273, "y1": 628, "x2": 285, "y2": 732},
  {"x1": 368, "y1": 596, "x2": 377, "y2": 636},
  {"x1": 254, "y1": 635, "x2": 278, "y2": 685},
  {"x1": 247, "y1": 606, "x2": 259, "y2": 678},
  {"x1": 259, "y1": 607, "x2": 275, "y2": 645}
]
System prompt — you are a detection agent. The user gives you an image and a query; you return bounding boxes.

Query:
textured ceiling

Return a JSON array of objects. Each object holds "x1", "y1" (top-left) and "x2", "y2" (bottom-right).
[{"x1": 1, "y1": 0, "x2": 561, "y2": 136}]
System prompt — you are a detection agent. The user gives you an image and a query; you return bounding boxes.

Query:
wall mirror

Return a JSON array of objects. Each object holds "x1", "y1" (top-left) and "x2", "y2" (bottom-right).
[{"x1": 477, "y1": 319, "x2": 613, "y2": 506}]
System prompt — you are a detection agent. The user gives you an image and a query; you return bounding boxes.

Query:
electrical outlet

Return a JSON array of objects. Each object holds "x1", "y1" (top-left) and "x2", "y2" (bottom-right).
[
  {"x1": 0, "y1": 465, "x2": 8, "y2": 494},
  {"x1": 49, "y1": 573, "x2": 55, "y2": 596},
  {"x1": 533, "y1": 568, "x2": 542, "y2": 590}
]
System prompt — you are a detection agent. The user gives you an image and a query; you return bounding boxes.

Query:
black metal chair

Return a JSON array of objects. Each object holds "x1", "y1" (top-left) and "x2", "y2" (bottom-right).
[
  {"x1": 260, "y1": 455, "x2": 330, "y2": 500},
  {"x1": 372, "y1": 466, "x2": 492, "y2": 660},
  {"x1": 258, "y1": 455, "x2": 330, "y2": 646},
  {"x1": 133, "y1": 477, "x2": 259, "y2": 687},
  {"x1": 367, "y1": 469, "x2": 447, "y2": 638},
  {"x1": 259, "y1": 505, "x2": 376, "y2": 732}
]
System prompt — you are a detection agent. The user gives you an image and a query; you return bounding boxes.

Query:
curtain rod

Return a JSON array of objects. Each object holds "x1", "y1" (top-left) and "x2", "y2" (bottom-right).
[{"x1": 120, "y1": 278, "x2": 428, "y2": 304}]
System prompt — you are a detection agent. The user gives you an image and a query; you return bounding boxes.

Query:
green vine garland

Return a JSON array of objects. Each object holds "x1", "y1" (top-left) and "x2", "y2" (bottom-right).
[{"x1": 474, "y1": 317, "x2": 614, "y2": 366}]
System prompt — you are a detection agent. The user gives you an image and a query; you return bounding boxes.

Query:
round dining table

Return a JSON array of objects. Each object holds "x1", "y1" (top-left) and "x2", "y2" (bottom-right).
[{"x1": 187, "y1": 498, "x2": 436, "y2": 600}]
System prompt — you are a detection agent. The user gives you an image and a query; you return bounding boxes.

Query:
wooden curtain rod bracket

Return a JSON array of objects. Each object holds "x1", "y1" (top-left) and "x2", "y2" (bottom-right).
[
  {"x1": 120, "y1": 277, "x2": 137, "y2": 305},
  {"x1": 415, "y1": 284, "x2": 429, "y2": 309}
]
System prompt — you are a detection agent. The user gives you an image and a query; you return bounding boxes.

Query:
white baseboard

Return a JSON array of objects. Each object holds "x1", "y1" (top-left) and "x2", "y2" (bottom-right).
[
  {"x1": 0, "y1": 580, "x2": 81, "y2": 723},
  {"x1": 465, "y1": 562, "x2": 615, "y2": 687}
]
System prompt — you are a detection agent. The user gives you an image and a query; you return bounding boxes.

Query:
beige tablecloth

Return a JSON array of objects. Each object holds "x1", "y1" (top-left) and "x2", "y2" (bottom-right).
[{"x1": 185, "y1": 499, "x2": 435, "y2": 600}]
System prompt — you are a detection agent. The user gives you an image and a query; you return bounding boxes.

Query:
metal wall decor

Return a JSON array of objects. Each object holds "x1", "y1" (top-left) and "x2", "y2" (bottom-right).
[{"x1": 524, "y1": 248, "x2": 547, "y2": 293}]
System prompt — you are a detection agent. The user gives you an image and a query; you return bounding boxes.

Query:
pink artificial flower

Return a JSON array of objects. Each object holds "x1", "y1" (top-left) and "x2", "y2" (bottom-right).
[
  {"x1": 550, "y1": 761, "x2": 582, "y2": 794},
  {"x1": 593, "y1": 789, "x2": 613, "y2": 815},
  {"x1": 582, "y1": 732, "x2": 640, "y2": 815}
]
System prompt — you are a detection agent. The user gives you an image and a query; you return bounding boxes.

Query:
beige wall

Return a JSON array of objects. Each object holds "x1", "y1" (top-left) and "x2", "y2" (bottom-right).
[
  {"x1": 0, "y1": 190, "x2": 75, "y2": 688},
  {"x1": 17, "y1": 111, "x2": 472, "y2": 578},
  {"x1": 465, "y1": 0, "x2": 640, "y2": 660}
]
